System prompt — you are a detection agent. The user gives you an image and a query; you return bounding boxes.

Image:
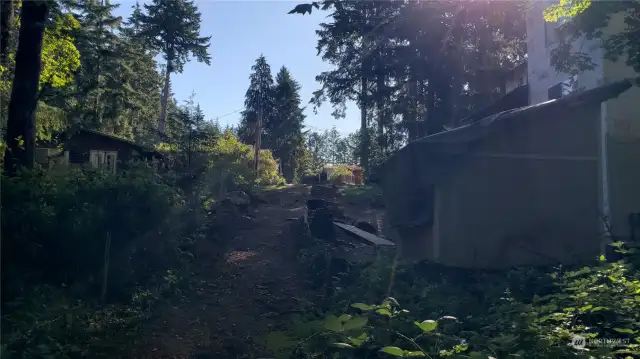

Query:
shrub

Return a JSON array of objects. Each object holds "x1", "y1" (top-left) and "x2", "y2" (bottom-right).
[
  {"x1": 289, "y1": 234, "x2": 640, "y2": 359},
  {"x1": 1, "y1": 164, "x2": 181, "y2": 300},
  {"x1": 201, "y1": 130, "x2": 284, "y2": 197},
  {"x1": 329, "y1": 165, "x2": 353, "y2": 181}
]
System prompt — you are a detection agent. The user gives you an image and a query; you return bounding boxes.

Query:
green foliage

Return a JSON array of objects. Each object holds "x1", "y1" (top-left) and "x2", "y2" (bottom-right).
[
  {"x1": 135, "y1": 0, "x2": 211, "y2": 134},
  {"x1": 292, "y1": 0, "x2": 527, "y2": 169},
  {"x1": 40, "y1": 12, "x2": 81, "y2": 88},
  {"x1": 161, "y1": 92, "x2": 221, "y2": 174},
  {"x1": 544, "y1": 0, "x2": 593, "y2": 23},
  {"x1": 1, "y1": 0, "x2": 166, "y2": 146},
  {"x1": 270, "y1": 66, "x2": 306, "y2": 183},
  {"x1": 304, "y1": 128, "x2": 360, "y2": 173},
  {"x1": 544, "y1": 0, "x2": 640, "y2": 73},
  {"x1": 135, "y1": 0, "x2": 211, "y2": 73},
  {"x1": 237, "y1": 54, "x2": 276, "y2": 144},
  {"x1": 0, "y1": 161, "x2": 214, "y2": 358},
  {"x1": 329, "y1": 164, "x2": 353, "y2": 180},
  {"x1": 1, "y1": 165, "x2": 181, "y2": 297},
  {"x1": 200, "y1": 130, "x2": 285, "y2": 197},
  {"x1": 2, "y1": 6, "x2": 81, "y2": 89},
  {"x1": 254, "y1": 147, "x2": 286, "y2": 186},
  {"x1": 341, "y1": 184, "x2": 383, "y2": 205},
  {"x1": 1, "y1": 285, "x2": 148, "y2": 359},
  {"x1": 289, "y1": 231, "x2": 640, "y2": 359},
  {"x1": 264, "y1": 298, "x2": 485, "y2": 359}
]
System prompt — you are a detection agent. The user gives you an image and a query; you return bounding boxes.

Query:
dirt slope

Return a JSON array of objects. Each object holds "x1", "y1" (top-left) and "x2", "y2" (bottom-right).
[{"x1": 145, "y1": 185, "x2": 315, "y2": 359}]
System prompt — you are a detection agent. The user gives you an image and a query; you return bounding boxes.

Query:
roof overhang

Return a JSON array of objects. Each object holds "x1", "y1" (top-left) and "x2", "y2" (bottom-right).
[{"x1": 371, "y1": 77, "x2": 638, "y2": 184}]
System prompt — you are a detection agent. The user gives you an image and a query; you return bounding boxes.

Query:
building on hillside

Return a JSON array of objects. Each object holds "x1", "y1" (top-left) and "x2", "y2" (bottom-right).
[
  {"x1": 36, "y1": 129, "x2": 164, "y2": 173},
  {"x1": 319, "y1": 163, "x2": 364, "y2": 185},
  {"x1": 375, "y1": 78, "x2": 637, "y2": 269},
  {"x1": 527, "y1": 2, "x2": 640, "y2": 239}
]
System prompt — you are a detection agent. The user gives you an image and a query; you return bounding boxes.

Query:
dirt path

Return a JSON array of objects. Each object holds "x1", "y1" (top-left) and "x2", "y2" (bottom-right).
[{"x1": 146, "y1": 185, "x2": 315, "y2": 359}]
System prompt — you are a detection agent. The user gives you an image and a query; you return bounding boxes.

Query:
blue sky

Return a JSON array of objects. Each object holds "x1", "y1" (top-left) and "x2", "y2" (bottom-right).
[{"x1": 112, "y1": 0, "x2": 359, "y2": 135}]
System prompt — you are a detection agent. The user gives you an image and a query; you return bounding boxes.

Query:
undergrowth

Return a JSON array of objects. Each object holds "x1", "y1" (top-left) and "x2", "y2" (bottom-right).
[
  {"x1": 273, "y1": 230, "x2": 640, "y2": 359},
  {"x1": 0, "y1": 141, "x2": 269, "y2": 358}
]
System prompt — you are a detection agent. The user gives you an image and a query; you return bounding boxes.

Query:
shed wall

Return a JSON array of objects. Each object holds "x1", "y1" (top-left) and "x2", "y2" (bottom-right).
[
  {"x1": 601, "y1": 15, "x2": 640, "y2": 237},
  {"x1": 435, "y1": 104, "x2": 602, "y2": 268},
  {"x1": 65, "y1": 132, "x2": 155, "y2": 164},
  {"x1": 608, "y1": 138, "x2": 640, "y2": 238}
]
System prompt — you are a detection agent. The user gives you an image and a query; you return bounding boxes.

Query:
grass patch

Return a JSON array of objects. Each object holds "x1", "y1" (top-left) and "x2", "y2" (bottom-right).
[
  {"x1": 263, "y1": 183, "x2": 292, "y2": 191},
  {"x1": 340, "y1": 184, "x2": 383, "y2": 205}
]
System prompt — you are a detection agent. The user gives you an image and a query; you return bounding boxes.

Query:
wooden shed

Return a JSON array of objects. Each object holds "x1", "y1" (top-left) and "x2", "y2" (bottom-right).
[
  {"x1": 376, "y1": 79, "x2": 637, "y2": 269},
  {"x1": 36, "y1": 129, "x2": 163, "y2": 172}
]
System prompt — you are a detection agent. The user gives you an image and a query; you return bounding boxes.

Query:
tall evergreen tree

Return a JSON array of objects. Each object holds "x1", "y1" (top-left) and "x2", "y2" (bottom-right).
[
  {"x1": 291, "y1": 0, "x2": 527, "y2": 173},
  {"x1": 270, "y1": 66, "x2": 305, "y2": 182},
  {"x1": 238, "y1": 54, "x2": 275, "y2": 147},
  {"x1": 113, "y1": 1, "x2": 164, "y2": 142},
  {"x1": 68, "y1": 0, "x2": 123, "y2": 130},
  {"x1": 135, "y1": 0, "x2": 211, "y2": 137}
]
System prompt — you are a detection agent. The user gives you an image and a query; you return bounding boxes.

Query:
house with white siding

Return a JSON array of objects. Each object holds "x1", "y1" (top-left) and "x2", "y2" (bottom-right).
[{"x1": 526, "y1": 2, "x2": 640, "y2": 242}]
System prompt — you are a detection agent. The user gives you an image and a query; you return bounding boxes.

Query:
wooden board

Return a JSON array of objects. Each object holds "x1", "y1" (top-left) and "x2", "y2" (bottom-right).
[{"x1": 333, "y1": 222, "x2": 395, "y2": 247}]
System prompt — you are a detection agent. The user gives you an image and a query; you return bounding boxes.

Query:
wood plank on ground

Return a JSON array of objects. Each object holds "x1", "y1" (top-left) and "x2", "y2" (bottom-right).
[{"x1": 333, "y1": 222, "x2": 395, "y2": 247}]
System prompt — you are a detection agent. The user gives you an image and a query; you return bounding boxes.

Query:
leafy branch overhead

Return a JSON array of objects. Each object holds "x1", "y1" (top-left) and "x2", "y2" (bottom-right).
[{"x1": 543, "y1": 0, "x2": 640, "y2": 73}]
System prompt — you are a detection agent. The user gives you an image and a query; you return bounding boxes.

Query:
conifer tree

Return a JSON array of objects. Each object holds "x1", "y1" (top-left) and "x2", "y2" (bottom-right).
[
  {"x1": 238, "y1": 55, "x2": 275, "y2": 146},
  {"x1": 136, "y1": 0, "x2": 211, "y2": 137},
  {"x1": 270, "y1": 66, "x2": 305, "y2": 182}
]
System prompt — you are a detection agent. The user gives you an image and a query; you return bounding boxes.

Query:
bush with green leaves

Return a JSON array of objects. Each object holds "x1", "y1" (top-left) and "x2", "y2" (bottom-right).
[
  {"x1": 291, "y1": 234, "x2": 640, "y2": 359},
  {"x1": 1, "y1": 164, "x2": 181, "y2": 300},
  {"x1": 263, "y1": 297, "x2": 496, "y2": 359},
  {"x1": 329, "y1": 165, "x2": 353, "y2": 181},
  {"x1": 479, "y1": 253, "x2": 640, "y2": 359},
  {"x1": 0, "y1": 267, "x2": 188, "y2": 359},
  {"x1": 199, "y1": 130, "x2": 285, "y2": 197}
]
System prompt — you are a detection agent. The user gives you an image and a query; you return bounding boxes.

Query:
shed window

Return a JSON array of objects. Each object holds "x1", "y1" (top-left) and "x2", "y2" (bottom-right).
[{"x1": 90, "y1": 150, "x2": 118, "y2": 173}]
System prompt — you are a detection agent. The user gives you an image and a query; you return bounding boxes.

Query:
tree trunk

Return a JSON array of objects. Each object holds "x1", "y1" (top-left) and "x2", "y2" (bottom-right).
[
  {"x1": 3, "y1": 1, "x2": 49, "y2": 174},
  {"x1": 158, "y1": 60, "x2": 172, "y2": 136},
  {"x1": 408, "y1": 78, "x2": 418, "y2": 141},
  {"x1": 0, "y1": 0, "x2": 14, "y2": 67},
  {"x1": 376, "y1": 70, "x2": 386, "y2": 152},
  {"x1": 425, "y1": 82, "x2": 438, "y2": 136}
]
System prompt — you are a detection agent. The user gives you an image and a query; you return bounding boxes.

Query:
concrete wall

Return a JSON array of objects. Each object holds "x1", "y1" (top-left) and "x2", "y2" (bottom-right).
[
  {"x1": 434, "y1": 104, "x2": 602, "y2": 268},
  {"x1": 526, "y1": 1, "x2": 604, "y2": 104}
]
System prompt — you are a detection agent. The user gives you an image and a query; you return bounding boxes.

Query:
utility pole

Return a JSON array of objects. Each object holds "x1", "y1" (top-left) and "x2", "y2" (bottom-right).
[
  {"x1": 359, "y1": 6, "x2": 370, "y2": 176},
  {"x1": 254, "y1": 106, "x2": 262, "y2": 176}
]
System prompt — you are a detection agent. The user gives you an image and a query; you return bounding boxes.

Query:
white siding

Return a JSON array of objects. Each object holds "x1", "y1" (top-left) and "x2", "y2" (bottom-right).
[{"x1": 526, "y1": 1, "x2": 604, "y2": 105}]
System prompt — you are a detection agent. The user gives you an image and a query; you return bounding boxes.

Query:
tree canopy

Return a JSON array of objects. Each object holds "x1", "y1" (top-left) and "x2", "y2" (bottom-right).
[
  {"x1": 291, "y1": 0, "x2": 527, "y2": 172},
  {"x1": 544, "y1": 0, "x2": 640, "y2": 73}
]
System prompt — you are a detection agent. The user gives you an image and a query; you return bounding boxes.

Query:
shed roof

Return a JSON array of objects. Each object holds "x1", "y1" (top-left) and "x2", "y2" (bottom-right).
[
  {"x1": 374, "y1": 77, "x2": 637, "y2": 182},
  {"x1": 375, "y1": 77, "x2": 637, "y2": 230}
]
